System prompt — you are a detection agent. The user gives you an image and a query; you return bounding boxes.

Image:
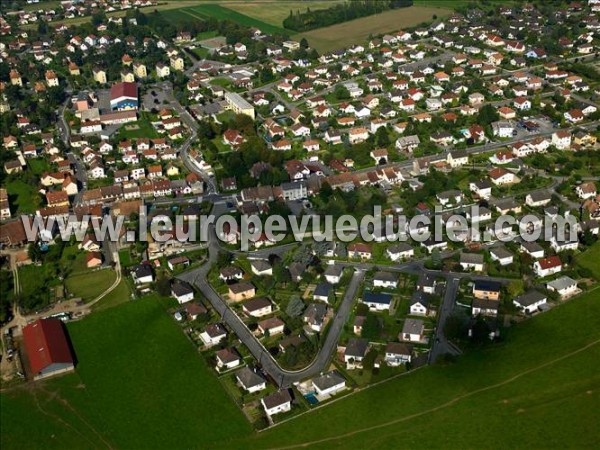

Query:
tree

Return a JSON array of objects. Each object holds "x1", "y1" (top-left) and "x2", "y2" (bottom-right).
[
  {"x1": 334, "y1": 84, "x2": 350, "y2": 100},
  {"x1": 506, "y1": 280, "x2": 524, "y2": 298},
  {"x1": 363, "y1": 349, "x2": 378, "y2": 371},
  {"x1": 375, "y1": 126, "x2": 390, "y2": 147},
  {"x1": 444, "y1": 314, "x2": 465, "y2": 341},
  {"x1": 155, "y1": 276, "x2": 171, "y2": 297},
  {"x1": 285, "y1": 295, "x2": 305, "y2": 317},
  {"x1": 273, "y1": 263, "x2": 291, "y2": 286},
  {"x1": 477, "y1": 104, "x2": 499, "y2": 126},
  {"x1": 216, "y1": 251, "x2": 232, "y2": 268},
  {"x1": 361, "y1": 313, "x2": 380, "y2": 340},
  {"x1": 91, "y1": 11, "x2": 107, "y2": 26},
  {"x1": 300, "y1": 38, "x2": 309, "y2": 49},
  {"x1": 37, "y1": 20, "x2": 49, "y2": 35}
]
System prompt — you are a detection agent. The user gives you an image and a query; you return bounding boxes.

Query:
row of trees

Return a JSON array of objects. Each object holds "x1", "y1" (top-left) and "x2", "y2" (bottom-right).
[{"x1": 283, "y1": 0, "x2": 413, "y2": 32}]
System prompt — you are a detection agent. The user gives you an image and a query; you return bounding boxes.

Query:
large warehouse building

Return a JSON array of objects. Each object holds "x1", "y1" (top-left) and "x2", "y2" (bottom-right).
[
  {"x1": 22, "y1": 319, "x2": 75, "y2": 380},
  {"x1": 110, "y1": 81, "x2": 138, "y2": 111}
]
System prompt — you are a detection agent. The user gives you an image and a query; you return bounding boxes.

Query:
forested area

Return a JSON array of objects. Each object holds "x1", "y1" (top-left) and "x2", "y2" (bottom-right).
[{"x1": 283, "y1": 0, "x2": 414, "y2": 32}]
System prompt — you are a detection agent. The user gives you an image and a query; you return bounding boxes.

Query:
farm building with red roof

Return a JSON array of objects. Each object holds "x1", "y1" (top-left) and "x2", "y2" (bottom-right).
[{"x1": 22, "y1": 319, "x2": 75, "y2": 380}]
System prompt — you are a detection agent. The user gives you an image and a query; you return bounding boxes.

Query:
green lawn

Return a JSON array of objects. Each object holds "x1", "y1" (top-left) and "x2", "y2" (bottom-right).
[
  {"x1": 115, "y1": 114, "x2": 159, "y2": 141},
  {"x1": 27, "y1": 158, "x2": 51, "y2": 176},
  {"x1": 1, "y1": 297, "x2": 251, "y2": 449},
  {"x1": 576, "y1": 241, "x2": 600, "y2": 280},
  {"x1": 235, "y1": 289, "x2": 600, "y2": 449},
  {"x1": 64, "y1": 269, "x2": 117, "y2": 301},
  {"x1": 186, "y1": 4, "x2": 288, "y2": 35},
  {"x1": 6, "y1": 179, "x2": 40, "y2": 214},
  {"x1": 93, "y1": 279, "x2": 132, "y2": 311},
  {"x1": 2, "y1": 282, "x2": 599, "y2": 448}
]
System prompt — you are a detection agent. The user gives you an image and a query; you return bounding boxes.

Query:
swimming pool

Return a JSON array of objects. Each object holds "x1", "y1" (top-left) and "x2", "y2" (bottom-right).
[{"x1": 304, "y1": 393, "x2": 319, "y2": 405}]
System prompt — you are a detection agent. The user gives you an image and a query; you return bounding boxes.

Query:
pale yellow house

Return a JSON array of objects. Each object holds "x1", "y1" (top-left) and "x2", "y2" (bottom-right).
[
  {"x1": 9, "y1": 70, "x2": 22, "y2": 86},
  {"x1": 166, "y1": 164, "x2": 180, "y2": 177},
  {"x1": 93, "y1": 68, "x2": 107, "y2": 84},
  {"x1": 156, "y1": 63, "x2": 170, "y2": 78},
  {"x1": 170, "y1": 56, "x2": 184, "y2": 71},
  {"x1": 121, "y1": 70, "x2": 135, "y2": 83},
  {"x1": 45, "y1": 70, "x2": 59, "y2": 87},
  {"x1": 133, "y1": 62, "x2": 147, "y2": 78},
  {"x1": 68, "y1": 62, "x2": 80, "y2": 76}
]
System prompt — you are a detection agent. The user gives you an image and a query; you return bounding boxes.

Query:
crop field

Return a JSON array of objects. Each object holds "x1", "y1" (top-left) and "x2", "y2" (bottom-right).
[
  {"x1": 224, "y1": 1, "x2": 344, "y2": 27},
  {"x1": 293, "y1": 5, "x2": 452, "y2": 52},
  {"x1": 170, "y1": 4, "x2": 289, "y2": 35},
  {"x1": 1, "y1": 297, "x2": 251, "y2": 449}
]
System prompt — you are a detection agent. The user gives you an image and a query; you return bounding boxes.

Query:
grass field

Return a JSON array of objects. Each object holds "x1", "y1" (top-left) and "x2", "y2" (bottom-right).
[
  {"x1": 1, "y1": 297, "x2": 251, "y2": 449},
  {"x1": 115, "y1": 115, "x2": 159, "y2": 141},
  {"x1": 224, "y1": 1, "x2": 344, "y2": 27},
  {"x1": 2, "y1": 286, "x2": 599, "y2": 448},
  {"x1": 180, "y1": 4, "x2": 289, "y2": 35},
  {"x1": 6, "y1": 179, "x2": 40, "y2": 214},
  {"x1": 92, "y1": 279, "x2": 132, "y2": 311},
  {"x1": 576, "y1": 241, "x2": 600, "y2": 280},
  {"x1": 235, "y1": 288, "x2": 600, "y2": 449},
  {"x1": 292, "y1": 5, "x2": 452, "y2": 52},
  {"x1": 64, "y1": 269, "x2": 117, "y2": 302}
]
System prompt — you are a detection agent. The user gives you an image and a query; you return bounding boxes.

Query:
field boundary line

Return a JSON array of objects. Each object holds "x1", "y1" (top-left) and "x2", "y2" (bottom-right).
[{"x1": 266, "y1": 338, "x2": 600, "y2": 449}]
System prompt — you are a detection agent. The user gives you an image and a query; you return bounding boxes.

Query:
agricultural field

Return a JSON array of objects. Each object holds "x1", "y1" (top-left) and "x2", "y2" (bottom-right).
[
  {"x1": 0, "y1": 297, "x2": 251, "y2": 449},
  {"x1": 224, "y1": 0, "x2": 344, "y2": 27},
  {"x1": 292, "y1": 5, "x2": 452, "y2": 52},
  {"x1": 168, "y1": 4, "x2": 289, "y2": 35}
]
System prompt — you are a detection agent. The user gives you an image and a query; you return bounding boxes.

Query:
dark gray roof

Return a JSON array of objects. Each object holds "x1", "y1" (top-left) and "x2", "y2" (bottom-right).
[
  {"x1": 236, "y1": 367, "x2": 265, "y2": 389},
  {"x1": 262, "y1": 389, "x2": 292, "y2": 409},
  {"x1": 490, "y1": 246, "x2": 512, "y2": 259},
  {"x1": 472, "y1": 298, "x2": 499, "y2": 311},
  {"x1": 312, "y1": 370, "x2": 345, "y2": 391},
  {"x1": 172, "y1": 280, "x2": 194, "y2": 297},
  {"x1": 547, "y1": 276, "x2": 577, "y2": 291},
  {"x1": 304, "y1": 303, "x2": 327, "y2": 323},
  {"x1": 402, "y1": 319, "x2": 424, "y2": 335},
  {"x1": 251, "y1": 260, "x2": 272, "y2": 272},
  {"x1": 324, "y1": 264, "x2": 343, "y2": 276},
  {"x1": 314, "y1": 282, "x2": 333, "y2": 297},
  {"x1": 363, "y1": 291, "x2": 392, "y2": 305},
  {"x1": 385, "y1": 342, "x2": 413, "y2": 356},
  {"x1": 410, "y1": 291, "x2": 431, "y2": 307},
  {"x1": 133, "y1": 264, "x2": 152, "y2": 278},
  {"x1": 373, "y1": 271, "x2": 398, "y2": 283},
  {"x1": 514, "y1": 290, "x2": 547, "y2": 307},
  {"x1": 460, "y1": 252, "x2": 484, "y2": 264},
  {"x1": 345, "y1": 338, "x2": 368, "y2": 358},
  {"x1": 242, "y1": 297, "x2": 271, "y2": 312},
  {"x1": 388, "y1": 242, "x2": 413, "y2": 254}
]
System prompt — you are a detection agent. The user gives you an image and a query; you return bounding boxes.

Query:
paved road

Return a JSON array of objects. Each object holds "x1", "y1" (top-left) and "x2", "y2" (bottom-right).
[
  {"x1": 429, "y1": 276, "x2": 460, "y2": 363},
  {"x1": 177, "y1": 226, "x2": 364, "y2": 387}
]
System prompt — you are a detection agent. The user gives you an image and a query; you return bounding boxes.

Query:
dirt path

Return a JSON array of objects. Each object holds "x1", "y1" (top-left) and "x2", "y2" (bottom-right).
[{"x1": 268, "y1": 338, "x2": 600, "y2": 450}]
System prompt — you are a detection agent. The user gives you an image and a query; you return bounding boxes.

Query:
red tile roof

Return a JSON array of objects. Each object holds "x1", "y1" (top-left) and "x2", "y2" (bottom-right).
[{"x1": 22, "y1": 319, "x2": 74, "y2": 375}]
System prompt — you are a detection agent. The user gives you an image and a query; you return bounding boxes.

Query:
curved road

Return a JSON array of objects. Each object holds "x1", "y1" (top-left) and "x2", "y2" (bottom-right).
[{"x1": 178, "y1": 226, "x2": 365, "y2": 387}]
